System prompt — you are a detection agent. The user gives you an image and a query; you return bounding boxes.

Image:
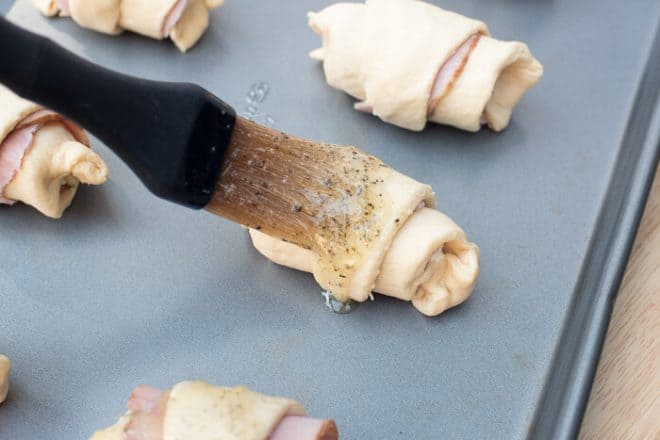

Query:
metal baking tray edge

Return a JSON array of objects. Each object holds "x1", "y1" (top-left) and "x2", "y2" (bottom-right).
[{"x1": 528, "y1": 23, "x2": 660, "y2": 440}]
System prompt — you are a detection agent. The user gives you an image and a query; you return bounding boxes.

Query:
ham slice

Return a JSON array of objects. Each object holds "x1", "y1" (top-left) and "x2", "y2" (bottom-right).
[
  {"x1": 353, "y1": 101, "x2": 374, "y2": 114},
  {"x1": 428, "y1": 33, "x2": 480, "y2": 111},
  {"x1": 0, "y1": 124, "x2": 39, "y2": 204},
  {"x1": 125, "y1": 386, "x2": 169, "y2": 440},
  {"x1": 355, "y1": 33, "x2": 481, "y2": 118},
  {"x1": 128, "y1": 385, "x2": 166, "y2": 413},
  {"x1": 162, "y1": 0, "x2": 188, "y2": 37},
  {"x1": 56, "y1": 0, "x2": 71, "y2": 16},
  {"x1": 118, "y1": 385, "x2": 337, "y2": 440},
  {"x1": 269, "y1": 416, "x2": 338, "y2": 440}
]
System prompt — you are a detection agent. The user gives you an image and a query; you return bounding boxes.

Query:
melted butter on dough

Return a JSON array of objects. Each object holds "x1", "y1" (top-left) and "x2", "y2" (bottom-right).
[
  {"x1": 250, "y1": 207, "x2": 479, "y2": 317},
  {"x1": 296, "y1": 147, "x2": 434, "y2": 303},
  {"x1": 4, "y1": 123, "x2": 108, "y2": 219},
  {"x1": 210, "y1": 124, "x2": 437, "y2": 305},
  {"x1": 164, "y1": 382, "x2": 305, "y2": 440}
]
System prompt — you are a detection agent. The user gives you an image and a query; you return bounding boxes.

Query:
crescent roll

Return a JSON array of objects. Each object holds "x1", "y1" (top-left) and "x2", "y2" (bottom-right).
[
  {"x1": 33, "y1": 0, "x2": 223, "y2": 52},
  {"x1": 91, "y1": 382, "x2": 338, "y2": 440},
  {"x1": 251, "y1": 206, "x2": 479, "y2": 317},
  {"x1": 0, "y1": 85, "x2": 108, "y2": 218},
  {"x1": 308, "y1": 0, "x2": 544, "y2": 132}
]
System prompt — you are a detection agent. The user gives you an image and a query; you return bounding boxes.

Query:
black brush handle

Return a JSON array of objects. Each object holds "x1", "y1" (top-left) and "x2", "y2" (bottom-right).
[{"x1": 0, "y1": 17, "x2": 236, "y2": 209}]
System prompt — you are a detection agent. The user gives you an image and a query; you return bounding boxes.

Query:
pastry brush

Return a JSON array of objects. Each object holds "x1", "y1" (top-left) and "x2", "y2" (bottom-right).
[{"x1": 0, "y1": 17, "x2": 373, "y2": 252}]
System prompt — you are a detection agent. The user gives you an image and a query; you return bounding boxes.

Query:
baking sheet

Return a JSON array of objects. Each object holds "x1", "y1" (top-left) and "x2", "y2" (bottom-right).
[{"x1": 1, "y1": 1, "x2": 659, "y2": 439}]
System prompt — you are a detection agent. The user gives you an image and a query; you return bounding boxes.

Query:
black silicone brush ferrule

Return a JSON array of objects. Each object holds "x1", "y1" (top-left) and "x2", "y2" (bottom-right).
[{"x1": 0, "y1": 17, "x2": 236, "y2": 209}]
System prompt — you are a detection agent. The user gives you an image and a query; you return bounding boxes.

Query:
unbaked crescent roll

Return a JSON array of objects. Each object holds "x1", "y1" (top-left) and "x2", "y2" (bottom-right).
[
  {"x1": 0, "y1": 355, "x2": 9, "y2": 405},
  {"x1": 250, "y1": 206, "x2": 479, "y2": 317},
  {"x1": 34, "y1": 0, "x2": 223, "y2": 52},
  {"x1": 308, "y1": 0, "x2": 543, "y2": 132},
  {"x1": 91, "y1": 381, "x2": 338, "y2": 440},
  {"x1": 0, "y1": 85, "x2": 108, "y2": 218}
]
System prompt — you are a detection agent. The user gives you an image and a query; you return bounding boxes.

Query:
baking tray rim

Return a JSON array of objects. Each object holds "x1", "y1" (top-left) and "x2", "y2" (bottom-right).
[{"x1": 528, "y1": 22, "x2": 660, "y2": 440}]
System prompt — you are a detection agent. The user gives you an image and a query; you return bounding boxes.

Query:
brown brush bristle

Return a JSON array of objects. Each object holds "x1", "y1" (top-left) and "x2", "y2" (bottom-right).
[
  {"x1": 206, "y1": 117, "x2": 393, "y2": 295},
  {"x1": 207, "y1": 118, "x2": 381, "y2": 246}
]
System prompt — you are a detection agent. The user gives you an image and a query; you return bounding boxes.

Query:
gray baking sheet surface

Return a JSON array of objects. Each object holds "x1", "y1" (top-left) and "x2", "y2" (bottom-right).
[{"x1": 1, "y1": 0, "x2": 659, "y2": 439}]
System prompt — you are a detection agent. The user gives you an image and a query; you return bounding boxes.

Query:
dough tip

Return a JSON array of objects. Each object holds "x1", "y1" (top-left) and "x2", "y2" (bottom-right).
[{"x1": 73, "y1": 160, "x2": 109, "y2": 185}]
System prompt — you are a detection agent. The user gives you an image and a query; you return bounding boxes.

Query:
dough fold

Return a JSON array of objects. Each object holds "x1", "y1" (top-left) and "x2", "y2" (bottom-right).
[
  {"x1": 91, "y1": 382, "x2": 307, "y2": 440},
  {"x1": 34, "y1": 0, "x2": 223, "y2": 52},
  {"x1": 0, "y1": 85, "x2": 108, "y2": 218},
  {"x1": 308, "y1": 0, "x2": 543, "y2": 132},
  {"x1": 0, "y1": 355, "x2": 9, "y2": 404}
]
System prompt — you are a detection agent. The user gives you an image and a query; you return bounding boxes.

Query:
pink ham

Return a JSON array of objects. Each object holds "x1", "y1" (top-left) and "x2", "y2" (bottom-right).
[
  {"x1": 122, "y1": 385, "x2": 338, "y2": 440},
  {"x1": 19, "y1": 110, "x2": 87, "y2": 143},
  {"x1": 353, "y1": 101, "x2": 374, "y2": 114},
  {"x1": 428, "y1": 33, "x2": 480, "y2": 111},
  {"x1": 162, "y1": 0, "x2": 188, "y2": 37},
  {"x1": 353, "y1": 33, "x2": 481, "y2": 118},
  {"x1": 125, "y1": 385, "x2": 168, "y2": 440},
  {"x1": 269, "y1": 416, "x2": 338, "y2": 440},
  {"x1": 0, "y1": 124, "x2": 39, "y2": 204},
  {"x1": 128, "y1": 385, "x2": 166, "y2": 413},
  {"x1": 57, "y1": 0, "x2": 70, "y2": 17}
]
